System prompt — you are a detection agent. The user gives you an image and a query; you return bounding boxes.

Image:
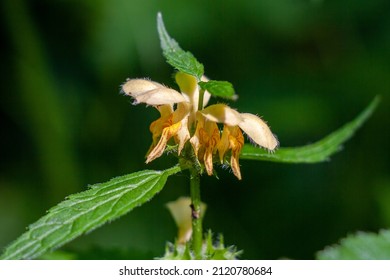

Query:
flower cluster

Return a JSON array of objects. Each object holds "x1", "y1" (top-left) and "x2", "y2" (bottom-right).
[{"x1": 122, "y1": 73, "x2": 278, "y2": 180}]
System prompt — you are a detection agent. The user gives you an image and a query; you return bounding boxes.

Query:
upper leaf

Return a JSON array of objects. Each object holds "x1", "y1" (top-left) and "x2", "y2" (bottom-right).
[
  {"x1": 317, "y1": 230, "x2": 390, "y2": 260},
  {"x1": 198, "y1": 80, "x2": 238, "y2": 100},
  {"x1": 1, "y1": 166, "x2": 181, "y2": 260},
  {"x1": 240, "y1": 96, "x2": 379, "y2": 163},
  {"x1": 157, "y1": 13, "x2": 204, "y2": 81}
]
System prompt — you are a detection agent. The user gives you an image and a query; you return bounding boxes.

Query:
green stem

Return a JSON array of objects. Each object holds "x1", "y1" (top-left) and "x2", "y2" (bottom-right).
[
  {"x1": 190, "y1": 168, "x2": 202, "y2": 259},
  {"x1": 198, "y1": 88, "x2": 205, "y2": 111}
]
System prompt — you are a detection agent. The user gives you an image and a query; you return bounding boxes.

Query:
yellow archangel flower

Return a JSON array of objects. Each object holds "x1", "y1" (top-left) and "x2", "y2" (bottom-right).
[{"x1": 121, "y1": 73, "x2": 278, "y2": 180}]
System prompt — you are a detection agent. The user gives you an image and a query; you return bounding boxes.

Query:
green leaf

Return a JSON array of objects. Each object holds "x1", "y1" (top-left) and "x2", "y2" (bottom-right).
[
  {"x1": 317, "y1": 230, "x2": 390, "y2": 260},
  {"x1": 1, "y1": 166, "x2": 181, "y2": 260},
  {"x1": 240, "y1": 96, "x2": 380, "y2": 163},
  {"x1": 157, "y1": 12, "x2": 204, "y2": 80},
  {"x1": 198, "y1": 80, "x2": 238, "y2": 100}
]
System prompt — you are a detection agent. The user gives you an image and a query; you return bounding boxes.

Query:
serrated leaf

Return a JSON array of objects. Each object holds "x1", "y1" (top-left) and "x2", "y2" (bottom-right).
[
  {"x1": 317, "y1": 230, "x2": 390, "y2": 260},
  {"x1": 1, "y1": 166, "x2": 181, "y2": 260},
  {"x1": 157, "y1": 12, "x2": 204, "y2": 80},
  {"x1": 198, "y1": 80, "x2": 238, "y2": 100},
  {"x1": 240, "y1": 96, "x2": 379, "y2": 163}
]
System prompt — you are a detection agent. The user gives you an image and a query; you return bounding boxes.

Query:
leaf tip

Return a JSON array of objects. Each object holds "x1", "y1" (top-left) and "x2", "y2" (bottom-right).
[
  {"x1": 156, "y1": 12, "x2": 164, "y2": 36},
  {"x1": 157, "y1": 12, "x2": 175, "y2": 52}
]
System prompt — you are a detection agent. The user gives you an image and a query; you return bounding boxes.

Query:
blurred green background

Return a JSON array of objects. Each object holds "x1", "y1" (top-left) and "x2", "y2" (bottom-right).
[{"x1": 1, "y1": 0, "x2": 389, "y2": 259}]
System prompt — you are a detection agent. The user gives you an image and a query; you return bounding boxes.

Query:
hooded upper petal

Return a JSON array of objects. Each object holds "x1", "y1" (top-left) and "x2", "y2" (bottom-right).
[
  {"x1": 122, "y1": 79, "x2": 186, "y2": 105},
  {"x1": 122, "y1": 78, "x2": 161, "y2": 96},
  {"x1": 200, "y1": 104, "x2": 243, "y2": 126},
  {"x1": 238, "y1": 113, "x2": 279, "y2": 151}
]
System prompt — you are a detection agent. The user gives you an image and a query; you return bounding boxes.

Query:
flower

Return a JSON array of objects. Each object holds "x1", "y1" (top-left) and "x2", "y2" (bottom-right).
[{"x1": 121, "y1": 73, "x2": 278, "y2": 179}]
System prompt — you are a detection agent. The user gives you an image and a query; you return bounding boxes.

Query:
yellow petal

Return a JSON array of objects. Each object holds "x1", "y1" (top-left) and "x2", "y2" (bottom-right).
[
  {"x1": 190, "y1": 115, "x2": 220, "y2": 176},
  {"x1": 200, "y1": 76, "x2": 212, "y2": 107},
  {"x1": 172, "y1": 103, "x2": 191, "y2": 155},
  {"x1": 146, "y1": 120, "x2": 181, "y2": 163},
  {"x1": 238, "y1": 113, "x2": 279, "y2": 151},
  {"x1": 149, "y1": 105, "x2": 173, "y2": 148},
  {"x1": 217, "y1": 125, "x2": 230, "y2": 163},
  {"x1": 227, "y1": 126, "x2": 244, "y2": 180},
  {"x1": 200, "y1": 104, "x2": 243, "y2": 126},
  {"x1": 157, "y1": 104, "x2": 174, "y2": 116},
  {"x1": 175, "y1": 118, "x2": 190, "y2": 155},
  {"x1": 175, "y1": 73, "x2": 211, "y2": 110},
  {"x1": 175, "y1": 73, "x2": 197, "y2": 103},
  {"x1": 189, "y1": 114, "x2": 205, "y2": 157},
  {"x1": 199, "y1": 128, "x2": 214, "y2": 176},
  {"x1": 146, "y1": 103, "x2": 191, "y2": 163},
  {"x1": 200, "y1": 120, "x2": 220, "y2": 176},
  {"x1": 217, "y1": 125, "x2": 244, "y2": 180}
]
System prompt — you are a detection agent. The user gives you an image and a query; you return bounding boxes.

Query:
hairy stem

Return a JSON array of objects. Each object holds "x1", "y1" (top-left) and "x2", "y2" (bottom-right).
[{"x1": 190, "y1": 168, "x2": 202, "y2": 259}]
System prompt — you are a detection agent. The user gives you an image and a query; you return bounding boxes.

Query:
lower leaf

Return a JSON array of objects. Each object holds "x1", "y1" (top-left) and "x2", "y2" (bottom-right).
[
  {"x1": 317, "y1": 230, "x2": 390, "y2": 260},
  {"x1": 1, "y1": 166, "x2": 181, "y2": 260}
]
